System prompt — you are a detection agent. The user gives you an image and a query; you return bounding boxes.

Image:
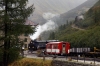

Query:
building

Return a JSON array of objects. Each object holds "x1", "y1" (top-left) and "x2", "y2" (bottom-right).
[{"x1": 18, "y1": 20, "x2": 37, "y2": 49}]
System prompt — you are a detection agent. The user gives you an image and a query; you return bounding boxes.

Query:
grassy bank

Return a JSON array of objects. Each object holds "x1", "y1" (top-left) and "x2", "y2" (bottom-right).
[{"x1": 9, "y1": 58, "x2": 52, "y2": 66}]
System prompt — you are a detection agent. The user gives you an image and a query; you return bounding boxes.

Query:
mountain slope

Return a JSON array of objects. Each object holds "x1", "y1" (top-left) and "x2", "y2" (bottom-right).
[
  {"x1": 28, "y1": 0, "x2": 87, "y2": 24},
  {"x1": 39, "y1": 0, "x2": 98, "y2": 40},
  {"x1": 48, "y1": 0, "x2": 100, "y2": 48},
  {"x1": 55, "y1": 0, "x2": 98, "y2": 25}
]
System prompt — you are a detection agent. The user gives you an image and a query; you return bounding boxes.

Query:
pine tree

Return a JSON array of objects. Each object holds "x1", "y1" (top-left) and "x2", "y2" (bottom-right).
[
  {"x1": 49, "y1": 32, "x2": 55, "y2": 40},
  {"x1": 0, "y1": 0, "x2": 34, "y2": 66}
]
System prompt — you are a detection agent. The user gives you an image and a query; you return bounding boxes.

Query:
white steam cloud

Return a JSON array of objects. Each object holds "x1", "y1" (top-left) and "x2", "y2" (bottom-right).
[
  {"x1": 77, "y1": 15, "x2": 84, "y2": 20},
  {"x1": 43, "y1": 12, "x2": 58, "y2": 20},
  {"x1": 30, "y1": 12, "x2": 59, "y2": 40}
]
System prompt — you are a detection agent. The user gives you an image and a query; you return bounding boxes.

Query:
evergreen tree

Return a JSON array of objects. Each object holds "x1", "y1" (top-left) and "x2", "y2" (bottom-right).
[
  {"x1": 66, "y1": 20, "x2": 68, "y2": 25},
  {"x1": 0, "y1": 0, "x2": 34, "y2": 66},
  {"x1": 92, "y1": 6, "x2": 100, "y2": 23},
  {"x1": 49, "y1": 32, "x2": 55, "y2": 40}
]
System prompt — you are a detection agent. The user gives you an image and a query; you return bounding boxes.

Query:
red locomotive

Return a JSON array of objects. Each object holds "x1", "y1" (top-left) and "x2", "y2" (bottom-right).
[{"x1": 46, "y1": 42, "x2": 70, "y2": 55}]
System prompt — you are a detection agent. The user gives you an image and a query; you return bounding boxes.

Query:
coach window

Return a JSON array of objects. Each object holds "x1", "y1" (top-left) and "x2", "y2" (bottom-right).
[{"x1": 53, "y1": 45, "x2": 58, "y2": 49}]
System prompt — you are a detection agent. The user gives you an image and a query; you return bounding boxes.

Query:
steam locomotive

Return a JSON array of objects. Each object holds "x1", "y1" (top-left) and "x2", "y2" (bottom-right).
[{"x1": 28, "y1": 40, "x2": 59, "y2": 52}]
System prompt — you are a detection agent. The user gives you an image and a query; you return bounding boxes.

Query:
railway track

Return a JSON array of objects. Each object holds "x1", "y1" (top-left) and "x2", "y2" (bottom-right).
[
  {"x1": 23, "y1": 50, "x2": 100, "y2": 65},
  {"x1": 71, "y1": 56, "x2": 100, "y2": 62}
]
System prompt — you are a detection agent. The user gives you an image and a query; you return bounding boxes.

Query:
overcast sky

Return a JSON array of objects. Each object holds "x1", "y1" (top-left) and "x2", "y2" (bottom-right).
[
  {"x1": 28, "y1": 0, "x2": 87, "y2": 7},
  {"x1": 27, "y1": 0, "x2": 88, "y2": 14}
]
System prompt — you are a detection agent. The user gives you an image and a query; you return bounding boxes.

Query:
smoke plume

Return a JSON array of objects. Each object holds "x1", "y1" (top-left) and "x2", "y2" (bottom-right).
[{"x1": 30, "y1": 12, "x2": 59, "y2": 40}]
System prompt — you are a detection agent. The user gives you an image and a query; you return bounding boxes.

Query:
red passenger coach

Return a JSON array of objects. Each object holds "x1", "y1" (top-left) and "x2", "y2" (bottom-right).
[{"x1": 46, "y1": 42, "x2": 70, "y2": 55}]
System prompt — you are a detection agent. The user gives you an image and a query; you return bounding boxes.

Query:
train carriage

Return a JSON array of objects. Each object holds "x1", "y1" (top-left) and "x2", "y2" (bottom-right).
[
  {"x1": 46, "y1": 42, "x2": 70, "y2": 55},
  {"x1": 69, "y1": 48, "x2": 91, "y2": 56}
]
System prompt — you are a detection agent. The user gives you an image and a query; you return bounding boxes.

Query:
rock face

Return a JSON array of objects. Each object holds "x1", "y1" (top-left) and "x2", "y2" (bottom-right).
[{"x1": 51, "y1": 60, "x2": 97, "y2": 66}]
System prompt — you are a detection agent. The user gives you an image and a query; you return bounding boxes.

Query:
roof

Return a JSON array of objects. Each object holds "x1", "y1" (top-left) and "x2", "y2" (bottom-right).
[
  {"x1": 47, "y1": 42, "x2": 62, "y2": 44},
  {"x1": 46, "y1": 42, "x2": 70, "y2": 45}
]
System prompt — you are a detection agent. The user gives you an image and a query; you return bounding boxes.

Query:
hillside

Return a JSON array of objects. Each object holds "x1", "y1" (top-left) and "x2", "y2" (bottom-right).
[
  {"x1": 40, "y1": 0, "x2": 98, "y2": 40},
  {"x1": 75, "y1": 0, "x2": 100, "y2": 28},
  {"x1": 48, "y1": 0, "x2": 100, "y2": 49},
  {"x1": 54, "y1": 0, "x2": 98, "y2": 25},
  {"x1": 28, "y1": 0, "x2": 87, "y2": 24}
]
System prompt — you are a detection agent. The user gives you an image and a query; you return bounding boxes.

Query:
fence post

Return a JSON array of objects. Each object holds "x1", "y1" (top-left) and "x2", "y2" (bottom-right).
[
  {"x1": 77, "y1": 53, "x2": 78, "y2": 62},
  {"x1": 43, "y1": 50, "x2": 45, "y2": 61},
  {"x1": 83, "y1": 52, "x2": 85, "y2": 63},
  {"x1": 94, "y1": 54, "x2": 95, "y2": 66}
]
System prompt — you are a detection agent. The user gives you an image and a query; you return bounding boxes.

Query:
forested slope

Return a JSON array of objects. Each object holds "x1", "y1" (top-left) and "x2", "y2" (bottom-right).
[{"x1": 48, "y1": 0, "x2": 100, "y2": 49}]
